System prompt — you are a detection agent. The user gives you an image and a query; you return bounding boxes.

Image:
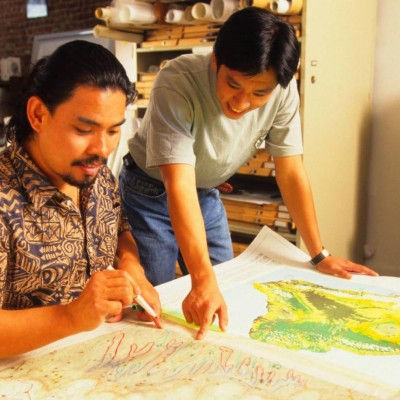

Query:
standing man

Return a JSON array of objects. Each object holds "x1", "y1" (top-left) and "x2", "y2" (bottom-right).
[
  {"x1": 0, "y1": 40, "x2": 161, "y2": 359},
  {"x1": 119, "y1": 7, "x2": 377, "y2": 340}
]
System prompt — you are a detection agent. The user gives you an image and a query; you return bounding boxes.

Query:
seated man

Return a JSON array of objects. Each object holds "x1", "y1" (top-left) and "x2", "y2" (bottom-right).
[{"x1": 0, "y1": 40, "x2": 161, "y2": 359}]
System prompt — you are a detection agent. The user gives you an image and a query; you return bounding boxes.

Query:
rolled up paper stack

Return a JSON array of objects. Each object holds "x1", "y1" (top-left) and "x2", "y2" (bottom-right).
[
  {"x1": 93, "y1": 24, "x2": 143, "y2": 42},
  {"x1": 95, "y1": 6, "x2": 121, "y2": 25},
  {"x1": 183, "y1": 6, "x2": 195, "y2": 24},
  {"x1": 191, "y1": 2, "x2": 214, "y2": 22},
  {"x1": 211, "y1": 0, "x2": 240, "y2": 21},
  {"x1": 239, "y1": 0, "x2": 272, "y2": 8},
  {"x1": 269, "y1": 0, "x2": 302, "y2": 15},
  {"x1": 119, "y1": 2, "x2": 157, "y2": 24},
  {"x1": 165, "y1": 8, "x2": 186, "y2": 24}
]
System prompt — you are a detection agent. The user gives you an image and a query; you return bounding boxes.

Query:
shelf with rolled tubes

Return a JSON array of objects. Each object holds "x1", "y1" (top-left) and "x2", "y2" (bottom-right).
[
  {"x1": 94, "y1": 0, "x2": 302, "y2": 108},
  {"x1": 221, "y1": 149, "x2": 297, "y2": 255},
  {"x1": 93, "y1": 0, "x2": 302, "y2": 45}
]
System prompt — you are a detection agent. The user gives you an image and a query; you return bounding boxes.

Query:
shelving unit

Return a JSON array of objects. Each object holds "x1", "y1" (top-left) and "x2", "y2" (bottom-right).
[
  {"x1": 98, "y1": 0, "x2": 377, "y2": 262},
  {"x1": 134, "y1": 43, "x2": 213, "y2": 111},
  {"x1": 220, "y1": 149, "x2": 297, "y2": 256}
]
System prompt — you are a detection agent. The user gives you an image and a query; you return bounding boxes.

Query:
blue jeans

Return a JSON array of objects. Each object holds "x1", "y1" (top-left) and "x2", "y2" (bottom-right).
[{"x1": 119, "y1": 162, "x2": 233, "y2": 286}]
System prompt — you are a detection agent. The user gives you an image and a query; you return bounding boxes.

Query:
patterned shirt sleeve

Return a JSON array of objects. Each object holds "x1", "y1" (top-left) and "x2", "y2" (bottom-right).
[{"x1": 0, "y1": 208, "x2": 10, "y2": 307}]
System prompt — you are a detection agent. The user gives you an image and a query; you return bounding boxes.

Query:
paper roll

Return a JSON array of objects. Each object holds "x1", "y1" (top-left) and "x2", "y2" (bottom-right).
[
  {"x1": 211, "y1": 0, "x2": 240, "y2": 21},
  {"x1": 270, "y1": 0, "x2": 290, "y2": 13},
  {"x1": 239, "y1": 0, "x2": 272, "y2": 8},
  {"x1": 191, "y1": 3, "x2": 214, "y2": 21},
  {"x1": 95, "y1": 6, "x2": 122, "y2": 25},
  {"x1": 270, "y1": 0, "x2": 302, "y2": 15},
  {"x1": 93, "y1": 24, "x2": 143, "y2": 43},
  {"x1": 287, "y1": 0, "x2": 303, "y2": 14},
  {"x1": 95, "y1": 7, "x2": 113, "y2": 21},
  {"x1": 119, "y1": 3, "x2": 157, "y2": 24},
  {"x1": 165, "y1": 9, "x2": 186, "y2": 24},
  {"x1": 184, "y1": 6, "x2": 195, "y2": 23}
]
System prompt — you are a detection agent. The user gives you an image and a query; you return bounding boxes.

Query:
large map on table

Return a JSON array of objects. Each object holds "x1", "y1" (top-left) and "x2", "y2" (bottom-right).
[
  {"x1": 1, "y1": 227, "x2": 399, "y2": 399},
  {"x1": 159, "y1": 227, "x2": 400, "y2": 399},
  {"x1": 0, "y1": 322, "x2": 376, "y2": 400}
]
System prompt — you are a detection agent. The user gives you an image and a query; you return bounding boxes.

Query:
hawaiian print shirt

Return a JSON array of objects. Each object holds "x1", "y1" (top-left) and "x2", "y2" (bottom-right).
[{"x1": 0, "y1": 142, "x2": 130, "y2": 309}]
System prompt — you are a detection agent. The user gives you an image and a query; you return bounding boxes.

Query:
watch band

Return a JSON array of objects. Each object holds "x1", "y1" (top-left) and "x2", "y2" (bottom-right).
[{"x1": 310, "y1": 248, "x2": 331, "y2": 266}]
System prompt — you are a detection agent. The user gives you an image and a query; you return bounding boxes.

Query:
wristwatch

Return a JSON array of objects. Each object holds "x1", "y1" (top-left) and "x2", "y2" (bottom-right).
[{"x1": 310, "y1": 248, "x2": 331, "y2": 266}]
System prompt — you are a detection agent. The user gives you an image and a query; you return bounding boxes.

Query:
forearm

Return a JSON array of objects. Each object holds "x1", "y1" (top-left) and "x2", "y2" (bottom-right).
[
  {"x1": 0, "y1": 305, "x2": 78, "y2": 359},
  {"x1": 115, "y1": 230, "x2": 146, "y2": 280},
  {"x1": 160, "y1": 164, "x2": 214, "y2": 284},
  {"x1": 114, "y1": 230, "x2": 161, "y2": 319},
  {"x1": 169, "y1": 188, "x2": 214, "y2": 281},
  {"x1": 160, "y1": 164, "x2": 227, "y2": 338},
  {"x1": 275, "y1": 156, "x2": 323, "y2": 257},
  {"x1": 274, "y1": 156, "x2": 378, "y2": 277}
]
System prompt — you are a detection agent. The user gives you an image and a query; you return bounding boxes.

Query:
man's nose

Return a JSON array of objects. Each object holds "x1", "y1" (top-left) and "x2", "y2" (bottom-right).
[
  {"x1": 88, "y1": 133, "x2": 112, "y2": 158},
  {"x1": 232, "y1": 91, "x2": 251, "y2": 111}
]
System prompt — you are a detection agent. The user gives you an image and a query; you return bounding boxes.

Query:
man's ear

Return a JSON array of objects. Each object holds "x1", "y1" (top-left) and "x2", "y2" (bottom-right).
[{"x1": 26, "y1": 96, "x2": 48, "y2": 132}]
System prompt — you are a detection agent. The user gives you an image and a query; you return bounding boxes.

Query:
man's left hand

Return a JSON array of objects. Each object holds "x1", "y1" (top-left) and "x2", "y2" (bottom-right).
[{"x1": 316, "y1": 256, "x2": 379, "y2": 279}]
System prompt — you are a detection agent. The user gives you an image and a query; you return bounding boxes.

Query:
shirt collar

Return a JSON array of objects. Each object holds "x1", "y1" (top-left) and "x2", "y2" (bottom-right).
[{"x1": 10, "y1": 141, "x2": 67, "y2": 209}]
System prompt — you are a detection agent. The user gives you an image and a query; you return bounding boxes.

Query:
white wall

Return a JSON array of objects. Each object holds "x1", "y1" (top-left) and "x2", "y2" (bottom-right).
[{"x1": 365, "y1": 0, "x2": 400, "y2": 276}]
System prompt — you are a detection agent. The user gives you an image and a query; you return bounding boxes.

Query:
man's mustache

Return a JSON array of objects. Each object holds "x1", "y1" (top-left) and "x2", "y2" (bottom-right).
[{"x1": 71, "y1": 156, "x2": 107, "y2": 167}]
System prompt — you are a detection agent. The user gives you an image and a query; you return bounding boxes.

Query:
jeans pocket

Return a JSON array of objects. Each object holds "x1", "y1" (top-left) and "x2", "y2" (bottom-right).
[{"x1": 123, "y1": 168, "x2": 166, "y2": 198}]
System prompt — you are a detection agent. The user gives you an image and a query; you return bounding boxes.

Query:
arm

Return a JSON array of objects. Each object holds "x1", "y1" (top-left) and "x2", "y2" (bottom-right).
[
  {"x1": 159, "y1": 163, "x2": 228, "y2": 339},
  {"x1": 114, "y1": 230, "x2": 162, "y2": 327},
  {"x1": 0, "y1": 232, "x2": 161, "y2": 359},
  {"x1": 0, "y1": 268, "x2": 135, "y2": 359},
  {"x1": 274, "y1": 155, "x2": 378, "y2": 279}
]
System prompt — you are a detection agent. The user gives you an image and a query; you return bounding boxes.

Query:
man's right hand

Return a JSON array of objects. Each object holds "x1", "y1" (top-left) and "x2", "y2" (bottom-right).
[
  {"x1": 182, "y1": 274, "x2": 228, "y2": 340},
  {"x1": 65, "y1": 268, "x2": 134, "y2": 331}
]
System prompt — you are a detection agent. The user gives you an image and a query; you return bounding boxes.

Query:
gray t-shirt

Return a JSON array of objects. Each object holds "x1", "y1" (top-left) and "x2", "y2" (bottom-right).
[{"x1": 128, "y1": 53, "x2": 303, "y2": 188}]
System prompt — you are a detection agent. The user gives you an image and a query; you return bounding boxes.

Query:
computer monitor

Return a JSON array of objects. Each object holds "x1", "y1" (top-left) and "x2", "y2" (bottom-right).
[{"x1": 31, "y1": 29, "x2": 115, "y2": 65}]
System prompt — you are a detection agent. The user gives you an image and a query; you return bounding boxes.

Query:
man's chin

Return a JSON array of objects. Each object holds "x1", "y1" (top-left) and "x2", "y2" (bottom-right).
[{"x1": 60, "y1": 174, "x2": 97, "y2": 188}]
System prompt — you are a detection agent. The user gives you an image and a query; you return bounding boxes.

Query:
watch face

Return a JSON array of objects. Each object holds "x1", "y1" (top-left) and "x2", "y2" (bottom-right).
[
  {"x1": 322, "y1": 248, "x2": 330, "y2": 257},
  {"x1": 311, "y1": 249, "x2": 330, "y2": 266}
]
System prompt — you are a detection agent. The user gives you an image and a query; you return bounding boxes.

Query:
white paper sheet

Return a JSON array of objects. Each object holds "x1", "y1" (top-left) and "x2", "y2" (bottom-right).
[{"x1": 1, "y1": 226, "x2": 399, "y2": 399}]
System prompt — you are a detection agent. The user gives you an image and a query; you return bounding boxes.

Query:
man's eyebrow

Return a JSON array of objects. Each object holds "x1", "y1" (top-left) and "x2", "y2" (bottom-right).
[
  {"x1": 255, "y1": 87, "x2": 275, "y2": 94},
  {"x1": 227, "y1": 75, "x2": 275, "y2": 93},
  {"x1": 77, "y1": 116, "x2": 126, "y2": 127}
]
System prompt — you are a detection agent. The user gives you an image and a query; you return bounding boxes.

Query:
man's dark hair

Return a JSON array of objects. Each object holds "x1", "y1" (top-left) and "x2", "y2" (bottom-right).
[
  {"x1": 214, "y1": 7, "x2": 300, "y2": 87},
  {"x1": 5, "y1": 40, "x2": 137, "y2": 145}
]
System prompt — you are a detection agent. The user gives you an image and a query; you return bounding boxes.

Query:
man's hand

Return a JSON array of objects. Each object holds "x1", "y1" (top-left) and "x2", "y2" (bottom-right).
[
  {"x1": 66, "y1": 268, "x2": 135, "y2": 331},
  {"x1": 316, "y1": 256, "x2": 379, "y2": 279},
  {"x1": 182, "y1": 276, "x2": 228, "y2": 340},
  {"x1": 115, "y1": 231, "x2": 163, "y2": 327},
  {"x1": 216, "y1": 182, "x2": 234, "y2": 193},
  {"x1": 129, "y1": 273, "x2": 163, "y2": 329}
]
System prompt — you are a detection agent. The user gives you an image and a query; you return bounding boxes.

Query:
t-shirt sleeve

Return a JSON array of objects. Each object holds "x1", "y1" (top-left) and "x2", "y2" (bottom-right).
[
  {"x1": 145, "y1": 86, "x2": 196, "y2": 168},
  {"x1": 265, "y1": 78, "x2": 303, "y2": 157}
]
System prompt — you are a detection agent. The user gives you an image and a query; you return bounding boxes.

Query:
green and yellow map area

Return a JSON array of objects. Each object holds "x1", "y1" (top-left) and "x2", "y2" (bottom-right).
[{"x1": 250, "y1": 280, "x2": 400, "y2": 355}]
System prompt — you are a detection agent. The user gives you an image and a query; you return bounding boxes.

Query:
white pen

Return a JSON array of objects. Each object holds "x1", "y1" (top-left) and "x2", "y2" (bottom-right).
[
  {"x1": 134, "y1": 294, "x2": 157, "y2": 318},
  {"x1": 106, "y1": 266, "x2": 158, "y2": 319}
]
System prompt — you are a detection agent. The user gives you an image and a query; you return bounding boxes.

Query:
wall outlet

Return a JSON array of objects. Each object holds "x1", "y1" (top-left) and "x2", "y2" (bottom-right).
[{"x1": 0, "y1": 57, "x2": 22, "y2": 81}]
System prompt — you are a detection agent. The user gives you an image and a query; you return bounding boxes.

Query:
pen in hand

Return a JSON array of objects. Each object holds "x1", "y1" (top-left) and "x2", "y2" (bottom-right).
[{"x1": 107, "y1": 266, "x2": 162, "y2": 328}]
